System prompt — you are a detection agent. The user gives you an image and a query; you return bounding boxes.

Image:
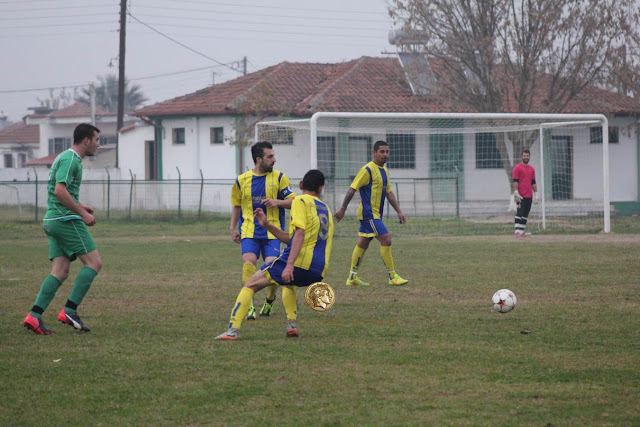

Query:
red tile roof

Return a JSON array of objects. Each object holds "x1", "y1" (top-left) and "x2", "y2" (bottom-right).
[
  {"x1": 24, "y1": 145, "x2": 115, "y2": 166},
  {"x1": 24, "y1": 152, "x2": 57, "y2": 166},
  {"x1": 0, "y1": 121, "x2": 39, "y2": 144},
  {"x1": 132, "y1": 56, "x2": 640, "y2": 118},
  {"x1": 48, "y1": 102, "x2": 116, "y2": 118}
]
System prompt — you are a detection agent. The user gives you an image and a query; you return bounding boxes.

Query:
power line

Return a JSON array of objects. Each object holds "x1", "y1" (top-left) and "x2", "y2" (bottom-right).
[
  {"x1": 0, "y1": 3, "x2": 116, "y2": 12},
  {"x1": 129, "y1": 63, "x2": 244, "y2": 81},
  {"x1": 0, "y1": 12, "x2": 115, "y2": 21},
  {"x1": 148, "y1": 0, "x2": 389, "y2": 16},
  {"x1": 133, "y1": 13, "x2": 384, "y2": 32},
  {"x1": 131, "y1": 20, "x2": 383, "y2": 39},
  {"x1": 0, "y1": 30, "x2": 117, "y2": 38},
  {"x1": 0, "y1": 83, "x2": 89, "y2": 94},
  {"x1": 1, "y1": 20, "x2": 115, "y2": 30},
  {"x1": 126, "y1": 29, "x2": 381, "y2": 47},
  {"x1": 133, "y1": 5, "x2": 389, "y2": 24},
  {"x1": 126, "y1": 10, "x2": 241, "y2": 73}
]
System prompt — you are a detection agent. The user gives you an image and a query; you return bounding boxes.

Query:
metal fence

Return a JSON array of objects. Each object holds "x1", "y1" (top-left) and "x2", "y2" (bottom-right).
[
  {"x1": 0, "y1": 177, "x2": 606, "y2": 235},
  {"x1": 0, "y1": 177, "x2": 465, "y2": 222}
]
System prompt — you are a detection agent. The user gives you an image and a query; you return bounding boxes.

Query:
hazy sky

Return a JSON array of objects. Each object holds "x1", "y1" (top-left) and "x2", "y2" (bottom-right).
[{"x1": 0, "y1": 0, "x2": 394, "y2": 122}]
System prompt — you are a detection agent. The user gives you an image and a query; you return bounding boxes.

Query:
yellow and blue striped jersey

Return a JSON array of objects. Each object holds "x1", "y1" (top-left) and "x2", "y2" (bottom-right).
[
  {"x1": 350, "y1": 161, "x2": 392, "y2": 220},
  {"x1": 283, "y1": 194, "x2": 333, "y2": 276},
  {"x1": 231, "y1": 169, "x2": 295, "y2": 239}
]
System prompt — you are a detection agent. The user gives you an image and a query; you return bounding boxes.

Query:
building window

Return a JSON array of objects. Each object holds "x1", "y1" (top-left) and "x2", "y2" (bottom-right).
[
  {"x1": 4, "y1": 154, "x2": 13, "y2": 168},
  {"x1": 269, "y1": 127, "x2": 294, "y2": 145},
  {"x1": 211, "y1": 127, "x2": 224, "y2": 144},
  {"x1": 100, "y1": 135, "x2": 117, "y2": 145},
  {"x1": 386, "y1": 133, "x2": 415, "y2": 169},
  {"x1": 17, "y1": 153, "x2": 27, "y2": 168},
  {"x1": 475, "y1": 133, "x2": 502, "y2": 169},
  {"x1": 48, "y1": 137, "x2": 71, "y2": 154},
  {"x1": 172, "y1": 128, "x2": 186, "y2": 145},
  {"x1": 590, "y1": 126, "x2": 619, "y2": 144}
]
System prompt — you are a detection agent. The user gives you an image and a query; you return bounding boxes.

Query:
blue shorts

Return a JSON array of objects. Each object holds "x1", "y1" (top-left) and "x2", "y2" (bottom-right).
[
  {"x1": 261, "y1": 257, "x2": 323, "y2": 287},
  {"x1": 241, "y1": 238, "x2": 281, "y2": 260},
  {"x1": 358, "y1": 218, "x2": 389, "y2": 237}
]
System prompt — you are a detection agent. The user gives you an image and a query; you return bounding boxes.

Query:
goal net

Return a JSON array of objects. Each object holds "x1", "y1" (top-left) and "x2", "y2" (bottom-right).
[{"x1": 256, "y1": 113, "x2": 610, "y2": 236}]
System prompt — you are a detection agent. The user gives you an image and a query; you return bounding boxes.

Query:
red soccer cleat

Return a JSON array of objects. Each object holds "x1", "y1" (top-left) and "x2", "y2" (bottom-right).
[{"x1": 23, "y1": 313, "x2": 54, "y2": 335}]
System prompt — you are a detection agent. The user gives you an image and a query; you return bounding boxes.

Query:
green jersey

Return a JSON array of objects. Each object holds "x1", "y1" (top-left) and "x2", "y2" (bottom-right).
[{"x1": 44, "y1": 149, "x2": 83, "y2": 221}]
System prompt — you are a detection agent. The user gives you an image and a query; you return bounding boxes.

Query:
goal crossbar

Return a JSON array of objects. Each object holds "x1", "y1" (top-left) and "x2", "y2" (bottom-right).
[{"x1": 256, "y1": 112, "x2": 610, "y2": 233}]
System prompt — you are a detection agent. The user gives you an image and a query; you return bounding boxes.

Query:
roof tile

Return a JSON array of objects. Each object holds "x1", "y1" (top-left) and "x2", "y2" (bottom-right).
[{"x1": 132, "y1": 56, "x2": 640, "y2": 117}]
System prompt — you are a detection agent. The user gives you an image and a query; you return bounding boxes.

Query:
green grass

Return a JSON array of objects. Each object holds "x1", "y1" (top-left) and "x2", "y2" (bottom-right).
[{"x1": 1, "y1": 221, "x2": 639, "y2": 425}]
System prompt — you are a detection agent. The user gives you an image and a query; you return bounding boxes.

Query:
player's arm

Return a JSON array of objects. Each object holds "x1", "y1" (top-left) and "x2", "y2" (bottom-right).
[
  {"x1": 282, "y1": 226, "x2": 305, "y2": 283},
  {"x1": 532, "y1": 182, "x2": 539, "y2": 204},
  {"x1": 334, "y1": 187, "x2": 356, "y2": 222},
  {"x1": 261, "y1": 197, "x2": 293, "y2": 209},
  {"x1": 263, "y1": 174, "x2": 295, "y2": 209},
  {"x1": 229, "y1": 205, "x2": 241, "y2": 243},
  {"x1": 54, "y1": 183, "x2": 95, "y2": 226},
  {"x1": 386, "y1": 191, "x2": 406, "y2": 224},
  {"x1": 254, "y1": 208, "x2": 289, "y2": 243},
  {"x1": 512, "y1": 179, "x2": 522, "y2": 202}
]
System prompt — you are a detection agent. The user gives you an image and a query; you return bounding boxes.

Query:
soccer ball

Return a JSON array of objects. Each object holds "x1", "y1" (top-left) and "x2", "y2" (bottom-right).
[{"x1": 492, "y1": 289, "x2": 517, "y2": 313}]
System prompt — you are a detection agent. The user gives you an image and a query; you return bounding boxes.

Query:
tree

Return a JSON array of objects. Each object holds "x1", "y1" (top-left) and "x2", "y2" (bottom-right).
[
  {"x1": 389, "y1": 0, "x2": 640, "y2": 181},
  {"x1": 76, "y1": 74, "x2": 147, "y2": 112},
  {"x1": 38, "y1": 87, "x2": 77, "y2": 110}
]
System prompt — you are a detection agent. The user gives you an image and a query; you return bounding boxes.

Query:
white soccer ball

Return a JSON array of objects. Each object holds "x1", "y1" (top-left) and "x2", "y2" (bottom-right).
[{"x1": 492, "y1": 289, "x2": 517, "y2": 313}]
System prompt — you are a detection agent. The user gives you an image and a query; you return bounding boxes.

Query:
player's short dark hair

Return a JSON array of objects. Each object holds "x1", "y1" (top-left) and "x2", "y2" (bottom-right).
[
  {"x1": 373, "y1": 140, "x2": 389, "y2": 152},
  {"x1": 73, "y1": 123, "x2": 100, "y2": 144},
  {"x1": 301, "y1": 169, "x2": 325, "y2": 193},
  {"x1": 522, "y1": 149, "x2": 531, "y2": 155},
  {"x1": 251, "y1": 141, "x2": 273, "y2": 163}
]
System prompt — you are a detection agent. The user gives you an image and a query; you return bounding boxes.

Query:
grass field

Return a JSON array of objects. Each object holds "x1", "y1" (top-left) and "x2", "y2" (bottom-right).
[{"x1": 1, "y1": 219, "x2": 639, "y2": 425}]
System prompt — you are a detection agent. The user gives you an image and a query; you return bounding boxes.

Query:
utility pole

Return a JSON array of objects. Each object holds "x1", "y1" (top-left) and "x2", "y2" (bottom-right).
[
  {"x1": 242, "y1": 56, "x2": 247, "y2": 76},
  {"x1": 90, "y1": 83, "x2": 96, "y2": 126},
  {"x1": 116, "y1": 0, "x2": 127, "y2": 168}
]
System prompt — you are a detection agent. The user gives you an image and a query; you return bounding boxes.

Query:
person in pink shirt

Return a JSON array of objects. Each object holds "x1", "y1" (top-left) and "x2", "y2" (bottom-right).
[{"x1": 512, "y1": 150, "x2": 539, "y2": 237}]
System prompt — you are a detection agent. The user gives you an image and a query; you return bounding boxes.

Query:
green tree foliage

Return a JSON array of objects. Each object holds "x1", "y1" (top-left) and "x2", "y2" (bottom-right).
[{"x1": 76, "y1": 74, "x2": 147, "y2": 112}]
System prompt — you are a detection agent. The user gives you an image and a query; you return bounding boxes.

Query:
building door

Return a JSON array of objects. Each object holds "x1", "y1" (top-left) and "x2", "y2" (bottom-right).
[
  {"x1": 145, "y1": 140, "x2": 157, "y2": 180},
  {"x1": 429, "y1": 120, "x2": 464, "y2": 202},
  {"x1": 317, "y1": 136, "x2": 336, "y2": 180},
  {"x1": 549, "y1": 136, "x2": 573, "y2": 200}
]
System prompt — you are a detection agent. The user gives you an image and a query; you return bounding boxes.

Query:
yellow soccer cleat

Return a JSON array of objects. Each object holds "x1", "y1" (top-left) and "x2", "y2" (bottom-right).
[
  {"x1": 388, "y1": 274, "x2": 408, "y2": 286},
  {"x1": 346, "y1": 276, "x2": 370, "y2": 287}
]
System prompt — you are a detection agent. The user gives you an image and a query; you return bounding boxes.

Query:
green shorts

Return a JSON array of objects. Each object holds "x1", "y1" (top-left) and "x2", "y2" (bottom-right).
[{"x1": 43, "y1": 219, "x2": 96, "y2": 261}]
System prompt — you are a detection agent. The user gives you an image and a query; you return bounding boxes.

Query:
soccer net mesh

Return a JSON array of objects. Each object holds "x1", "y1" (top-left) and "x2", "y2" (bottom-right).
[{"x1": 256, "y1": 113, "x2": 609, "y2": 236}]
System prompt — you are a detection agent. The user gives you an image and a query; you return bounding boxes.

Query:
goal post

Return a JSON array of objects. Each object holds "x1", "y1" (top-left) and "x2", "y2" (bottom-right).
[{"x1": 256, "y1": 112, "x2": 610, "y2": 235}]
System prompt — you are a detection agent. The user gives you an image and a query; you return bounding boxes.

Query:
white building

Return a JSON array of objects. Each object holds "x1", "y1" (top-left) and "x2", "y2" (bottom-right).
[{"x1": 122, "y1": 57, "x2": 639, "y2": 215}]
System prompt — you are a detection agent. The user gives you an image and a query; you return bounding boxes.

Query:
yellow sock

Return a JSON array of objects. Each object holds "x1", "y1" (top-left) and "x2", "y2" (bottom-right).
[
  {"x1": 281, "y1": 286, "x2": 297, "y2": 321},
  {"x1": 380, "y1": 246, "x2": 396, "y2": 279},
  {"x1": 229, "y1": 287, "x2": 254, "y2": 329},
  {"x1": 242, "y1": 263, "x2": 256, "y2": 283},
  {"x1": 266, "y1": 283, "x2": 278, "y2": 301},
  {"x1": 348, "y1": 245, "x2": 366, "y2": 280}
]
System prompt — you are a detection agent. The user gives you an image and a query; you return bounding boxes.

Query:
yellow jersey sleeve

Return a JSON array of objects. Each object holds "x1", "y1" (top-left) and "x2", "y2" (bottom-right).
[
  {"x1": 350, "y1": 165, "x2": 371, "y2": 190},
  {"x1": 279, "y1": 174, "x2": 295, "y2": 199},
  {"x1": 290, "y1": 197, "x2": 309, "y2": 231},
  {"x1": 230, "y1": 178, "x2": 242, "y2": 206}
]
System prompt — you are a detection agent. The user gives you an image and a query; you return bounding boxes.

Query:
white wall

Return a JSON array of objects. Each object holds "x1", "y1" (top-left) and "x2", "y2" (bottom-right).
[
  {"x1": 119, "y1": 124, "x2": 154, "y2": 180},
  {"x1": 156, "y1": 117, "x2": 238, "y2": 179}
]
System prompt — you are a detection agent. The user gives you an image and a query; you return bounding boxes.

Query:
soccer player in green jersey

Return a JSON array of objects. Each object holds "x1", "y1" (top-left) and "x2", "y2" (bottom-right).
[
  {"x1": 23, "y1": 123, "x2": 103, "y2": 334},
  {"x1": 334, "y1": 140, "x2": 409, "y2": 287}
]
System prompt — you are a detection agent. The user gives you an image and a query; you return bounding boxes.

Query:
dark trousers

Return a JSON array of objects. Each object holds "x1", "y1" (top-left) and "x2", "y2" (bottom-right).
[{"x1": 515, "y1": 198, "x2": 532, "y2": 233}]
